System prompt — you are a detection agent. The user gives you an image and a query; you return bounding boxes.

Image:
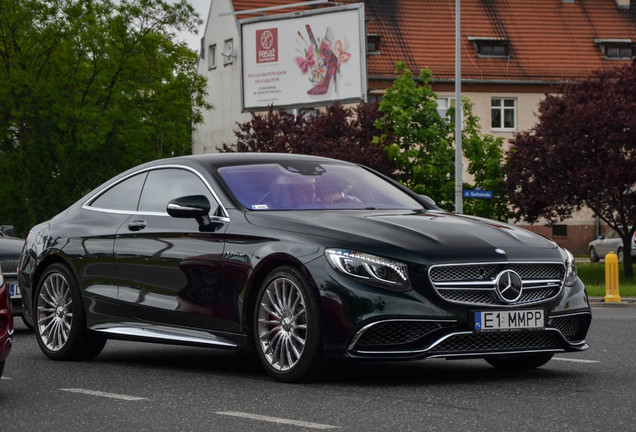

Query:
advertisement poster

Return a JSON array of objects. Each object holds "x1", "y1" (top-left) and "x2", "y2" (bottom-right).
[{"x1": 240, "y1": 4, "x2": 366, "y2": 111}]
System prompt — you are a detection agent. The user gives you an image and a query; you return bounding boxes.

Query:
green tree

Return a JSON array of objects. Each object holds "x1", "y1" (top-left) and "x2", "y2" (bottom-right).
[
  {"x1": 458, "y1": 98, "x2": 511, "y2": 221},
  {"x1": 0, "y1": 0, "x2": 210, "y2": 235},
  {"x1": 375, "y1": 63, "x2": 509, "y2": 219},
  {"x1": 374, "y1": 63, "x2": 455, "y2": 208}
]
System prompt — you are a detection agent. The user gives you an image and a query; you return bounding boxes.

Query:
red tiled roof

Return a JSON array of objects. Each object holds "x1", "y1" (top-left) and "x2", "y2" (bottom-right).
[{"x1": 231, "y1": 0, "x2": 636, "y2": 82}]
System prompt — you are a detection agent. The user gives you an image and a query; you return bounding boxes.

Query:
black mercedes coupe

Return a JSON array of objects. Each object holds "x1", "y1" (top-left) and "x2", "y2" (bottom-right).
[{"x1": 18, "y1": 153, "x2": 591, "y2": 381}]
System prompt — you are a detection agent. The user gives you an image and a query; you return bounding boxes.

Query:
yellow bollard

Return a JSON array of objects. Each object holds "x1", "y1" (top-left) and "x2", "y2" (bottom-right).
[{"x1": 604, "y1": 252, "x2": 621, "y2": 303}]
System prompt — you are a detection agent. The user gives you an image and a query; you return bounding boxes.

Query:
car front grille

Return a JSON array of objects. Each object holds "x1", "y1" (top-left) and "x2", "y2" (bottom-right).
[
  {"x1": 428, "y1": 262, "x2": 564, "y2": 306},
  {"x1": 548, "y1": 313, "x2": 591, "y2": 342},
  {"x1": 429, "y1": 331, "x2": 562, "y2": 354}
]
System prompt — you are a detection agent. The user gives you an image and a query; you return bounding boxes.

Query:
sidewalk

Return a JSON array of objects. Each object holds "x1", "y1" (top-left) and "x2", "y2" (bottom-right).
[{"x1": 589, "y1": 296, "x2": 636, "y2": 308}]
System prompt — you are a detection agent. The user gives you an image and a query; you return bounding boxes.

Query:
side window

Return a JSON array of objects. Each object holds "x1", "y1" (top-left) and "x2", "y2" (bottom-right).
[
  {"x1": 90, "y1": 173, "x2": 147, "y2": 211},
  {"x1": 138, "y1": 168, "x2": 216, "y2": 214}
]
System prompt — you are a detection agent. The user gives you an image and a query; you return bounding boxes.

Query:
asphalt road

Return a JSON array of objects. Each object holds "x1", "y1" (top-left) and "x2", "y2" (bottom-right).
[{"x1": 1, "y1": 307, "x2": 634, "y2": 432}]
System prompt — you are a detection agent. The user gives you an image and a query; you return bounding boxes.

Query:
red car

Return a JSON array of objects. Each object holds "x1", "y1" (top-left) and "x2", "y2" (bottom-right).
[{"x1": 0, "y1": 266, "x2": 13, "y2": 379}]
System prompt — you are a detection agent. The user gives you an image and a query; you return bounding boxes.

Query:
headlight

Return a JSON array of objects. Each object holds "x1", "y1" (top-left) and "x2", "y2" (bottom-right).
[
  {"x1": 325, "y1": 249, "x2": 411, "y2": 292},
  {"x1": 564, "y1": 249, "x2": 577, "y2": 287}
]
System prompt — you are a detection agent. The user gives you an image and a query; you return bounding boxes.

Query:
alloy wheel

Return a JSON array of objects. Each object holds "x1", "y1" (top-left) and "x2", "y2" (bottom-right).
[
  {"x1": 257, "y1": 276, "x2": 307, "y2": 372},
  {"x1": 37, "y1": 272, "x2": 73, "y2": 352}
]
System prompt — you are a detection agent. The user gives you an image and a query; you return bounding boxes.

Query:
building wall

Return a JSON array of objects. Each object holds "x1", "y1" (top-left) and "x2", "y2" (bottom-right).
[
  {"x1": 193, "y1": 0, "x2": 251, "y2": 154},
  {"x1": 521, "y1": 221, "x2": 601, "y2": 256}
]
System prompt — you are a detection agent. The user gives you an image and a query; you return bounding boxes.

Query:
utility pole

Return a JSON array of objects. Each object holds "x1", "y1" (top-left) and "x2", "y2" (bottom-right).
[{"x1": 454, "y1": 0, "x2": 463, "y2": 213}]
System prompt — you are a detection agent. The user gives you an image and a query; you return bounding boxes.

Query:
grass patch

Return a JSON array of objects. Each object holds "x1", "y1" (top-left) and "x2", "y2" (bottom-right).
[{"x1": 576, "y1": 262, "x2": 636, "y2": 297}]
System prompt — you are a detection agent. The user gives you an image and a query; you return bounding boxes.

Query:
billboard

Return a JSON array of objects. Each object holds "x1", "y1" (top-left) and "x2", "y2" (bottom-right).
[{"x1": 240, "y1": 4, "x2": 367, "y2": 111}]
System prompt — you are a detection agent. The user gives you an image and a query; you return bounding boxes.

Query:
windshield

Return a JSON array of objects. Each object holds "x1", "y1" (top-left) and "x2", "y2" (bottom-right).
[{"x1": 217, "y1": 162, "x2": 422, "y2": 211}]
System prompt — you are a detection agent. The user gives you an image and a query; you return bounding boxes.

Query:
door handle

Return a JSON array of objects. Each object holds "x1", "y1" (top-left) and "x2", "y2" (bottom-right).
[{"x1": 128, "y1": 220, "x2": 147, "y2": 231}]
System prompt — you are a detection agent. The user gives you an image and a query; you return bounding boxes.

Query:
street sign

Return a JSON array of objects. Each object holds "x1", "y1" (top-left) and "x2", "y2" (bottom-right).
[{"x1": 463, "y1": 189, "x2": 493, "y2": 199}]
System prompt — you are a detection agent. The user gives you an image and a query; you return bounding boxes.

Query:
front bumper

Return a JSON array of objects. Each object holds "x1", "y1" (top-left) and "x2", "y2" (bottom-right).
[
  {"x1": 312, "y1": 257, "x2": 592, "y2": 360},
  {"x1": 346, "y1": 311, "x2": 591, "y2": 359}
]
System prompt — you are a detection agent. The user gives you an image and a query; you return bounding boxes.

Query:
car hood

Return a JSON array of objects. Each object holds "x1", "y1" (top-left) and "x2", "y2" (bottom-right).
[{"x1": 244, "y1": 209, "x2": 561, "y2": 262}]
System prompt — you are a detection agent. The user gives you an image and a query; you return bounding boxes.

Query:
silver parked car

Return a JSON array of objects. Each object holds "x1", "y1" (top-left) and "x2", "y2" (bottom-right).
[{"x1": 588, "y1": 228, "x2": 636, "y2": 262}]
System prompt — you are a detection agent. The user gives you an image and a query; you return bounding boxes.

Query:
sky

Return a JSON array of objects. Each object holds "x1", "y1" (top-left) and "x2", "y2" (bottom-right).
[{"x1": 175, "y1": 0, "x2": 211, "y2": 51}]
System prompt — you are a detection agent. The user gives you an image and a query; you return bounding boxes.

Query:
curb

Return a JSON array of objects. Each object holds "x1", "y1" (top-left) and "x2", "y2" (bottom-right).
[{"x1": 589, "y1": 297, "x2": 636, "y2": 308}]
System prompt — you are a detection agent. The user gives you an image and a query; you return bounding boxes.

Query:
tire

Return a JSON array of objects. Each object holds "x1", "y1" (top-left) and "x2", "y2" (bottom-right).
[
  {"x1": 485, "y1": 352, "x2": 554, "y2": 370},
  {"x1": 22, "y1": 314, "x2": 34, "y2": 330},
  {"x1": 589, "y1": 246, "x2": 599, "y2": 262},
  {"x1": 617, "y1": 248, "x2": 624, "y2": 263},
  {"x1": 34, "y1": 263, "x2": 106, "y2": 361},
  {"x1": 0, "y1": 360, "x2": 4, "y2": 379},
  {"x1": 254, "y1": 266, "x2": 322, "y2": 382}
]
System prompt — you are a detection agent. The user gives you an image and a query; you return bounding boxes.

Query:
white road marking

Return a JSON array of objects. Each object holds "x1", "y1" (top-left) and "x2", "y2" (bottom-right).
[
  {"x1": 553, "y1": 357, "x2": 600, "y2": 364},
  {"x1": 216, "y1": 411, "x2": 339, "y2": 430},
  {"x1": 1, "y1": 376, "x2": 10, "y2": 380},
  {"x1": 60, "y1": 388, "x2": 148, "y2": 401}
]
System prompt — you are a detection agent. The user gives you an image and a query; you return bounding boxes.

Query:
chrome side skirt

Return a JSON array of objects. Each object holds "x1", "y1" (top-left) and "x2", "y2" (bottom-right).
[{"x1": 91, "y1": 323, "x2": 238, "y2": 348}]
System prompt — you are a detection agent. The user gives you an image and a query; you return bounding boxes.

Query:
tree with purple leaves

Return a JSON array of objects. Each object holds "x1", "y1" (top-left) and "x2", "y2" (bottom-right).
[
  {"x1": 218, "y1": 102, "x2": 391, "y2": 176},
  {"x1": 505, "y1": 60, "x2": 636, "y2": 277}
]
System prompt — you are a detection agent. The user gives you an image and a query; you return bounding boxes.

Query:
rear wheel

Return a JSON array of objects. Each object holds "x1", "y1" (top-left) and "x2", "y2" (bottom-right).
[
  {"x1": 617, "y1": 248, "x2": 624, "y2": 263},
  {"x1": 485, "y1": 352, "x2": 554, "y2": 370},
  {"x1": 34, "y1": 263, "x2": 106, "y2": 361},
  {"x1": 254, "y1": 266, "x2": 322, "y2": 382}
]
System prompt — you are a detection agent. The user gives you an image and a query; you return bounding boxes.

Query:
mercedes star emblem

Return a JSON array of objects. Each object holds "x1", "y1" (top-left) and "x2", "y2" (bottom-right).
[{"x1": 495, "y1": 270, "x2": 523, "y2": 303}]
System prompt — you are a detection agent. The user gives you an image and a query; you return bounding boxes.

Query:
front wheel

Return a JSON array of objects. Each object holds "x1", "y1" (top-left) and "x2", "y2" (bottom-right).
[
  {"x1": 254, "y1": 266, "x2": 322, "y2": 382},
  {"x1": 589, "y1": 246, "x2": 599, "y2": 262},
  {"x1": 34, "y1": 263, "x2": 106, "y2": 361},
  {"x1": 485, "y1": 352, "x2": 554, "y2": 370}
]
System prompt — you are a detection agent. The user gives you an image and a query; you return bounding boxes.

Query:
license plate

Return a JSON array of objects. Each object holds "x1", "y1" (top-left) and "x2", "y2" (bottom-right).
[
  {"x1": 9, "y1": 283, "x2": 21, "y2": 299},
  {"x1": 474, "y1": 310, "x2": 544, "y2": 332}
]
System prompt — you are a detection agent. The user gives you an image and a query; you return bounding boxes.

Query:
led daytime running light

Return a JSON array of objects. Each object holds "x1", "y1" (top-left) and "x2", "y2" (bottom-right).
[{"x1": 325, "y1": 249, "x2": 411, "y2": 291}]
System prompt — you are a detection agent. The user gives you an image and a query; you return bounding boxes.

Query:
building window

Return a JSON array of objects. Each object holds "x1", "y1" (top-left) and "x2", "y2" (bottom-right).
[
  {"x1": 595, "y1": 39, "x2": 634, "y2": 60},
  {"x1": 491, "y1": 98, "x2": 516, "y2": 130},
  {"x1": 223, "y1": 39, "x2": 234, "y2": 66},
  {"x1": 468, "y1": 37, "x2": 509, "y2": 58},
  {"x1": 437, "y1": 97, "x2": 456, "y2": 119},
  {"x1": 208, "y1": 44, "x2": 216, "y2": 70},
  {"x1": 367, "y1": 34, "x2": 381, "y2": 56},
  {"x1": 552, "y1": 225, "x2": 567, "y2": 237}
]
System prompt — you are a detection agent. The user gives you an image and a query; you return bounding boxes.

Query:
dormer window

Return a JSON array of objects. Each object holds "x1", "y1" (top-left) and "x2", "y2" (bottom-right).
[
  {"x1": 367, "y1": 34, "x2": 381, "y2": 56},
  {"x1": 595, "y1": 39, "x2": 634, "y2": 60},
  {"x1": 468, "y1": 37, "x2": 510, "y2": 58}
]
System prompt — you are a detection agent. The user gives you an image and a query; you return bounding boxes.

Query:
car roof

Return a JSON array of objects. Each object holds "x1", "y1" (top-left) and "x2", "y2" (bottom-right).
[{"x1": 151, "y1": 153, "x2": 356, "y2": 169}]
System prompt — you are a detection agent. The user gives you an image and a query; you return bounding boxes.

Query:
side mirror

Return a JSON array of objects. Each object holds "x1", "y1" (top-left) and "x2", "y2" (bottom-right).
[
  {"x1": 167, "y1": 195, "x2": 211, "y2": 219},
  {"x1": 0, "y1": 225, "x2": 15, "y2": 237},
  {"x1": 418, "y1": 195, "x2": 438, "y2": 209},
  {"x1": 166, "y1": 195, "x2": 226, "y2": 233},
  {"x1": 167, "y1": 195, "x2": 223, "y2": 232}
]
